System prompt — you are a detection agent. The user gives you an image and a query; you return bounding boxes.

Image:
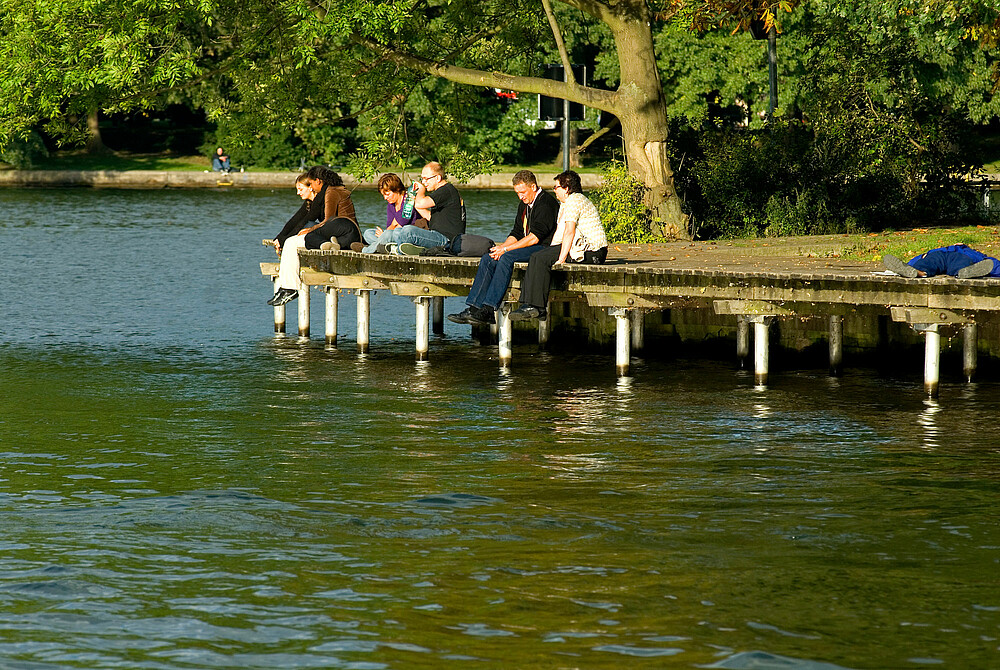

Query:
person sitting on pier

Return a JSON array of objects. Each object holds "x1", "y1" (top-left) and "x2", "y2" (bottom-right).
[
  {"x1": 268, "y1": 167, "x2": 360, "y2": 306},
  {"x1": 355, "y1": 173, "x2": 422, "y2": 253},
  {"x1": 448, "y1": 170, "x2": 559, "y2": 326},
  {"x1": 509, "y1": 170, "x2": 609, "y2": 322},
  {"x1": 882, "y1": 244, "x2": 1000, "y2": 279},
  {"x1": 376, "y1": 161, "x2": 465, "y2": 255},
  {"x1": 300, "y1": 166, "x2": 361, "y2": 252},
  {"x1": 212, "y1": 147, "x2": 231, "y2": 173}
]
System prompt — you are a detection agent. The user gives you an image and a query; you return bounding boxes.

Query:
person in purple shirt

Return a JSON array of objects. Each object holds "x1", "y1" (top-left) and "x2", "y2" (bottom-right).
[
  {"x1": 883, "y1": 244, "x2": 1000, "y2": 279},
  {"x1": 355, "y1": 173, "x2": 421, "y2": 252}
]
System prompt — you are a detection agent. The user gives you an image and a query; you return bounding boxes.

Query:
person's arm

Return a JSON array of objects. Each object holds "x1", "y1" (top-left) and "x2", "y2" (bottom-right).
[
  {"x1": 274, "y1": 200, "x2": 311, "y2": 250},
  {"x1": 412, "y1": 181, "x2": 436, "y2": 212},
  {"x1": 556, "y1": 219, "x2": 577, "y2": 264},
  {"x1": 555, "y1": 198, "x2": 582, "y2": 264}
]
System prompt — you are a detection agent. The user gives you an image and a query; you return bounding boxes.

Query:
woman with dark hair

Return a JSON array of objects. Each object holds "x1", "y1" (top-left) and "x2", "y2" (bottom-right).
[
  {"x1": 268, "y1": 167, "x2": 360, "y2": 306},
  {"x1": 509, "y1": 170, "x2": 609, "y2": 322},
  {"x1": 299, "y1": 166, "x2": 361, "y2": 251}
]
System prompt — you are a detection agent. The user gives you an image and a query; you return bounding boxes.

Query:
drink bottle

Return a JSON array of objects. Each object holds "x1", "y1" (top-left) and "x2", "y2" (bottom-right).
[{"x1": 401, "y1": 183, "x2": 417, "y2": 218}]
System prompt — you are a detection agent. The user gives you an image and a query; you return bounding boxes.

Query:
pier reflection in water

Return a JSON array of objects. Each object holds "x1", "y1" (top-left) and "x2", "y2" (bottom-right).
[{"x1": 0, "y1": 187, "x2": 998, "y2": 669}]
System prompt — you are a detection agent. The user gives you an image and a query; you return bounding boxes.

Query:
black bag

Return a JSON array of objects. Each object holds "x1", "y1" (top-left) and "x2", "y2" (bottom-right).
[
  {"x1": 420, "y1": 233, "x2": 495, "y2": 257},
  {"x1": 450, "y1": 233, "x2": 494, "y2": 257}
]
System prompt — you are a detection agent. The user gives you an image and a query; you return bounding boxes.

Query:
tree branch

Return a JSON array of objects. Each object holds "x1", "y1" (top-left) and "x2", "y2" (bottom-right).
[
  {"x1": 354, "y1": 36, "x2": 618, "y2": 113},
  {"x1": 577, "y1": 116, "x2": 619, "y2": 152},
  {"x1": 541, "y1": 0, "x2": 575, "y2": 85}
]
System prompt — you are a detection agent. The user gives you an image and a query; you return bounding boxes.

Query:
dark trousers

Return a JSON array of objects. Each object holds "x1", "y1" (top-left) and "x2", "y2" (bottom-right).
[
  {"x1": 304, "y1": 217, "x2": 361, "y2": 249},
  {"x1": 466, "y1": 245, "x2": 546, "y2": 309},
  {"x1": 908, "y1": 244, "x2": 996, "y2": 277},
  {"x1": 521, "y1": 246, "x2": 608, "y2": 309}
]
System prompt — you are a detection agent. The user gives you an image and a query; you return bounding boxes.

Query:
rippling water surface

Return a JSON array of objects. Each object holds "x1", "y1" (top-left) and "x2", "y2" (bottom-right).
[{"x1": 0, "y1": 187, "x2": 998, "y2": 669}]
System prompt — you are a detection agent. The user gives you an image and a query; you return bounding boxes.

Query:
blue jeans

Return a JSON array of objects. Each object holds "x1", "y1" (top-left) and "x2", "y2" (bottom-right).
[
  {"x1": 908, "y1": 244, "x2": 999, "y2": 277},
  {"x1": 466, "y1": 245, "x2": 546, "y2": 310},
  {"x1": 362, "y1": 225, "x2": 446, "y2": 253}
]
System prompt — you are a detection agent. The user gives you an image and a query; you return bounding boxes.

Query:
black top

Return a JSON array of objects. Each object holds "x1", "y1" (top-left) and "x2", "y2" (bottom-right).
[
  {"x1": 508, "y1": 188, "x2": 558, "y2": 245},
  {"x1": 273, "y1": 185, "x2": 327, "y2": 247},
  {"x1": 427, "y1": 182, "x2": 466, "y2": 241}
]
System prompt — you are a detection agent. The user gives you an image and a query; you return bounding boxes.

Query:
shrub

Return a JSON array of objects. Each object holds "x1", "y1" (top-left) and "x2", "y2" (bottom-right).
[
  {"x1": 592, "y1": 161, "x2": 658, "y2": 244},
  {"x1": 0, "y1": 132, "x2": 49, "y2": 169}
]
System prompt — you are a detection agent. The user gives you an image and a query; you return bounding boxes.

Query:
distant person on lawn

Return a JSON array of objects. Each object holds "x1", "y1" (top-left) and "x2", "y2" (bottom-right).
[
  {"x1": 882, "y1": 244, "x2": 1000, "y2": 279},
  {"x1": 212, "y1": 147, "x2": 231, "y2": 173}
]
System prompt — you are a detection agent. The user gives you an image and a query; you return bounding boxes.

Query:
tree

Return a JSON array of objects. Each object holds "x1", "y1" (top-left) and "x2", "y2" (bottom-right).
[{"x1": 1, "y1": 0, "x2": 995, "y2": 238}]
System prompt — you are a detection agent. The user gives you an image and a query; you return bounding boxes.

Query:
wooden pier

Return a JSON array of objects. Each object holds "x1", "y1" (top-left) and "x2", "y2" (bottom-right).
[{"x1": 262, "y1": 239, "x2": 1000, "y2": 397}]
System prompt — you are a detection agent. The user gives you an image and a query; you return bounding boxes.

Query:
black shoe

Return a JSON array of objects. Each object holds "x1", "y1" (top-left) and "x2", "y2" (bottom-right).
[
  {"x1": 266, "y1": 291, "x2": 282, "y2": 306},
  {"x1": 469, "y1": 306, "x2": 495, "y2": 326},
  {"x1": 448, "y1": 308, "x2": 477, "y2": 325},
  {"x1": 957, "y1": 258, "x2": 994, "y2": 279},
  {"x1": 882, "y1": 254, "x2": 919, "y2": 278},
  {"x1": 374, "y1": 244, "x2": 389, "y2": 254},
  {"x1": 508, "y1": 305, "x2": 546, "y2": 321},
  {"x1": 272, "y1": 289, "x2": 298, "y2": 306}
]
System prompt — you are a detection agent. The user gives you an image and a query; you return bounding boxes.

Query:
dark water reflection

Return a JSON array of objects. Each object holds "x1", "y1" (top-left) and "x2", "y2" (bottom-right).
[{"x1": 0, "y1": 188, "x2": 998, "y2": 668}]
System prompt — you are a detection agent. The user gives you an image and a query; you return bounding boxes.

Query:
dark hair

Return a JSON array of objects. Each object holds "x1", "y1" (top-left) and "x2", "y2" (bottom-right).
[
  {"x1": 377, "y1": 173, "x2": 406, "y2": 194},
  {"x1": 512, "y1": 169, "x2": 537, "y2": 187},
  {"x1": 555, "y1": 170, "x2": 582, "y2": 194},
  {"x1": 306, "y1": 166, "x2": 344, "y2": 187}
]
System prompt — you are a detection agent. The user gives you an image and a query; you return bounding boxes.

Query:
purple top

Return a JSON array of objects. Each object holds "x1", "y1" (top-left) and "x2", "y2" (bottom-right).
[{"x1": 387, "y1": 201, "x2": 417, "y2": 228}]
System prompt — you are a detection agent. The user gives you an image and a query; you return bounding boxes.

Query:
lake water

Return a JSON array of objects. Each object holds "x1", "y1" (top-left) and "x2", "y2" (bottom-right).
[{"x1": 0, "y1": 187, "x2": 998, "y2": 669}]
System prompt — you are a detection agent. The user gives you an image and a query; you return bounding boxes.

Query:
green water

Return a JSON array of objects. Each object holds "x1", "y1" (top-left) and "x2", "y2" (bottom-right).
[{"x1": 0, "y1": 188, "x2": 997, "y2": 668}]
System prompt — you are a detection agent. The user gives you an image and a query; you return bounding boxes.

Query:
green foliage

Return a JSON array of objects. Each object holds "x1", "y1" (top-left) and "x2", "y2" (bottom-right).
[
  {"x1": 592, "y1": 161, "x2": 657, "y2": 243},
  {"x1": 0, "y1": 131, "x2": 48, "y2": 168},
  {"x1": 683, "y1": 114, "x2": 982, "y2": 239}
]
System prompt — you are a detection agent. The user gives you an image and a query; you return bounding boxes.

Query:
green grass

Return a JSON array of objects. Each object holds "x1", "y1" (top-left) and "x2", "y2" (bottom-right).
[
  {"x1": 839, "y1": 225, "x2": 1000, "y2": 261},
  {"x1": 30, "y1": 151, "x2": 210, "y2": 171}
]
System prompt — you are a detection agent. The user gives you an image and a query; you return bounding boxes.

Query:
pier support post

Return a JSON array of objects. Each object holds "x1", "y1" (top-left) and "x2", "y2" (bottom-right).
[
  {"x1": 498, "y1": 304, "x2": 513, "y2": 369},
  {"x1": 356, "y1": 289, "x2": 371, "y2": 354},
  {"x1": 432, "y1": 297, "x2": 444, "y2": 335},
  {"x1": 750, "y1": 316, "x2": 773, "y2": 386},
  {"x1": 324, "y1": 288, "x2": 338, "y2": 345},
  {"x1": 297, "y1": 286, "x2": 310, "y2": 338},
  {"x1": 829, "y1": 315, "x2": 843, "y2": 376},
  {"x1": 538, "y1": 308, "x2": 550, "y2": 347},
  {"x1": 272, "y1": 278, "x2": 286, "y2": 334},
  {"x1": 892, "y1": 307, "x2": 976, "y2": 397},
  {"x1": 631, "y1": 310, "x2": 645, "y2": 352},
  {"x1": 921, "y1": 324, "x2": 941, "y2": 398},
  {"x1": 415, "y1": 297, "x2": 430, "y2": 361},
  {"x1": 736, "y1": 316, "x2": 750, "y2": 368},
  {"x1": 610, "y1": 307, "x2": 631, "y2": 377},
  {"x1": 963, "y1": 323, "x2": 978, "y2": 382}
]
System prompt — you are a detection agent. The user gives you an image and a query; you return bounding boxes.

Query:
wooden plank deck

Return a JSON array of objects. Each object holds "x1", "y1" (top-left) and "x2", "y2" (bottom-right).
[{"x1": 258, "y1": 241, "x2": 1000, "y2": 396}]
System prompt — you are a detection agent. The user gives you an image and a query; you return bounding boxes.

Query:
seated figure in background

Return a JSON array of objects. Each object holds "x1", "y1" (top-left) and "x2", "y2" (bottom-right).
[
  {"x1": 883, "y1": 244, "x2": 1000, "y2": 279},
  {"x1": 212, "y1": 147, "x2": 231, "y2": 173}
]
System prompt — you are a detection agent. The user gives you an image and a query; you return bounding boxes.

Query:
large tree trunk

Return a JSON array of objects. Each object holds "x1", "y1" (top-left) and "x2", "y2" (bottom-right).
[
  {"x1": 84, "y1": 109, "x2": 112, "y2": 155},
  {"x1": 607, "y1": 2, "x2": 689, "y2": 240}
]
